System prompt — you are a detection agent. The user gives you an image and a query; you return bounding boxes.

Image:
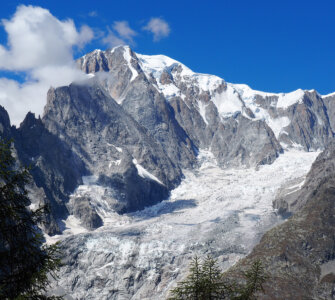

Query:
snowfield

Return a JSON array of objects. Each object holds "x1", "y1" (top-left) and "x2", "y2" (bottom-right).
[{"x1": 49, "y1": 149, "x2": 319, "y2": 299}]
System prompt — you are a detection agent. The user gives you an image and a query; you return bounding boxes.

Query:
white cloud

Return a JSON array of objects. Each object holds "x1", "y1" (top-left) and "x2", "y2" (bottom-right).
[
  {"x1": 102, "y1": 21, "x2": 137, "y2": 48},
  {"x1": 143, "y1": 18, "x2": 170, "y2": 41},
  {"x1": 102, "y1": 30, "x2": 126, "y2": 48},
  {"x1": 0, "y1": 5, "x2": 93, "y2": 125},
  {"x1": 112, "y1": 21, "x2": 136, "y2": 44},
  {"x1": 77, "y1": 25, "x2": 94, "y2": 48}
]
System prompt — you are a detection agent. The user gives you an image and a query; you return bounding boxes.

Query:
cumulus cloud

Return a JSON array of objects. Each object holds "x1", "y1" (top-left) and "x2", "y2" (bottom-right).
[
  {"x1": 0, "y1": 5, "x2": 93, "y2": 125},
  {"x1": 143, "y1": 18, "x2": 170, "y2": 41},
  {"x1": 77, "y1": 25, "x2": 94, "y2": 48},
  {"x1": 102, "y1": 21, "x2": 137, "y2": 48},
  {"x1": 102, "y1": 30, "x2": 126, "y2": 48},
  {"x1": 112, "y1": 21, "x2": 136, "y2": 43}
]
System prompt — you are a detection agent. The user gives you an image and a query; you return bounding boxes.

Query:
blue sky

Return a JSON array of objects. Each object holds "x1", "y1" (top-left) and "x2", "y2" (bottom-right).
[
  {"x1": 1, "y1": 0, "x2": 335, "y2": 93},
  {"x1": 0, "y1": 0, "x2": 334, "y2": 124}
]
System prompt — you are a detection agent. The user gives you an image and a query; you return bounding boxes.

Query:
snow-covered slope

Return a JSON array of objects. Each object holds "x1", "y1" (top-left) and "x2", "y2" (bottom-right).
[{"x1": 136, "y1": 51, "x2": 324, "y2": 145}]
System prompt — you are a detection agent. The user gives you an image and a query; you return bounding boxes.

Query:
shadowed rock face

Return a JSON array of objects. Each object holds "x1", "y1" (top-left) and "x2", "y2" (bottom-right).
[
  {"x1": 0, "y1": 78, "x2": 184, "y2": 234},
  {"x1": 280, "y1": 91, "x2": 334, "y2": 151},
  {"x1": 226, "y1": 143, "x2": 335, "y2": 299},
  {"x1": 78, "y1": 47, "x2": 197, "y2": 169},
  {"x1": 41, "y1": 80, "x2": 180, "y2": 227},
  {"x1": 323, "y1": 93, "x2": 335, "y2": 131},
  {"x1": 13, "y1": 112, "x2": 87, "y2": 235},
  {"x1": 68, "y1": 196, "x2": 103, "y2": 230},
  {"x1": 0, "y1": 105, "x2": 12, "y2": 138}
]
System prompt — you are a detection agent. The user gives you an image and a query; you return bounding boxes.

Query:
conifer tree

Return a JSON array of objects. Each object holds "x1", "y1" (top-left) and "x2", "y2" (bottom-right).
[
  {"x1": 0, "y1": 140, "x2": 62, "y2": 299},
  {"x1": 168, "y1": 256, "x2": 267, "y2": 300}
]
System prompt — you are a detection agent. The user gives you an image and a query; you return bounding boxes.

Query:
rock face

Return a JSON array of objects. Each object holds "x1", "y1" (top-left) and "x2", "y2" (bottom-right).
[
  {"x1": 78, "y1": 47, "x2": 285, "y2": 168},
  {"x1": 13, "y1": 112, "x2": 87, "y2": 234},
  {"x1": 0, "y1": 105, "x2": 12, "y2": 138},
  {"x1": 322, "y1": 93, "x2": 335, "y2": 131},
  {"x1": 227, "y1": 143, "x2": 335, "y2": 299},
  {"x1": 77, "y1": 47, "x2": 197, "y2": 169},
  {"x1": 42, "y1": 80, "x2": 181, "y2": 225},
  {"x1": 68, "y1": 196, "x2": 103, "y2": 230}
]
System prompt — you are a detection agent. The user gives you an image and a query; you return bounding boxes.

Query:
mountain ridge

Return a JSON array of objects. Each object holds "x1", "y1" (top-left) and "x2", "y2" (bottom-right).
[{"x1": 0, "y1": 44, "x2": 333, "y2": 233}]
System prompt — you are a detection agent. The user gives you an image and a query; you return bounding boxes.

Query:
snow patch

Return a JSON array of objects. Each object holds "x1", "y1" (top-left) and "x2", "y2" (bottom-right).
[
  {"x1": 109, "y1": 160, "x2": 121, "y2": 168},
  {"x1": 198, "y1": 101, "x2": 208, "y2": 125},
  {"x1": 232, "y1": 83, "x2": 276, "y2": 99},
  {"x1": 285, "y1": 179, "x2": 306, "y2": 195},
  {"x1": 211, "y1": 85, "x2": 244, "y2": 118},
  {"x1": 107, "y1": 143, "x2": 123, "y2": 152},
  {"x1": 137, "y1": 53, "x2": 184, "y2": 79},
  {"x1": 322, "y1": 91, "x2": 335, "y2": 98},
  {"x1": 276, "y1": 89, "x2": 305, "y2": 109},
  {"x1": 137, "y1": 53, "x2": 224, "y2": 95},
  {"x1": 123, "y1": 46, "x2": 138, "y2": 82},
  {"x1": 44, "y1": 215, "x2": 88, "y2": 245},
  {"x1": 193, "y1": 73, "x2": 224, "y2": 92},
  {"x1": 132, "y1": 159, "x2": 163, "y2": 185},
  {"x1": 267, "y1": 116, "x2": 291, "y2": 138},
  {"x1": 157, "y1": 82, "x2": 180, "y2": 99}
]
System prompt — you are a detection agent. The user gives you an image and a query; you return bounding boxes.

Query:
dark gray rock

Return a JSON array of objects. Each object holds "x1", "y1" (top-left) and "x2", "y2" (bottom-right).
[
  {"x1": 0, "y1": 105, "x2": 12, "y2": 138},
  {"x1": 42, "y1": 79, "x2": 180, "y2": 215},
  {"x1": 322, "y1": 93, "x2": 335, "y2": 132},
  {"x1": 13, "y1": 112, "x2": 87, "y2": 235},
  {"x1": 68, "y1": 196, "x2": 103, "y2": 230},
  {"x1": 210, "y1": 114, "x2": 283, "y2": 167},
  {"x1": 79, "y1": 46, "x2": 197, "y2": 169},
  {"x1": 281, "y1": 91, "x2": 333, "y2": 150},
  {"x1": 121, "y1": 78, "x2": 197, "y2": 169}
]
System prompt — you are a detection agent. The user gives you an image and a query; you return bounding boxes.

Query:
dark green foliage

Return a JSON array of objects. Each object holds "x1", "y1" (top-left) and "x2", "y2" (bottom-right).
[
  {"x1": 169, "y1": 256, "x2": 229, "y2": 300},
  {"x1": 168, "y1": 256, "x2": 267, "y2": 300},
  {"x1": 233, "y1": 260, "x2": 267, "y2": 300},
  {"x1": 0, "y1": 140, "x2": 62, "y2": 299}
]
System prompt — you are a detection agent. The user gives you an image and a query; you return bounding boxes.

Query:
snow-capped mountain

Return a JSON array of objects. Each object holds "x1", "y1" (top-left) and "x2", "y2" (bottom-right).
[
  {"x1": 78, "y1": 46, "x2": 334, "y2": 157},
  {"x1": 0, "y1": 45, "x2": 334, "y2": 298}
]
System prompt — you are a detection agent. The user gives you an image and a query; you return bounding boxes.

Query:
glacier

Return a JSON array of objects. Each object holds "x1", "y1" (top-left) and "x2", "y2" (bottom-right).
[{"x1": 49, "y1": 149, "x2": 319, "y2": 299}]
